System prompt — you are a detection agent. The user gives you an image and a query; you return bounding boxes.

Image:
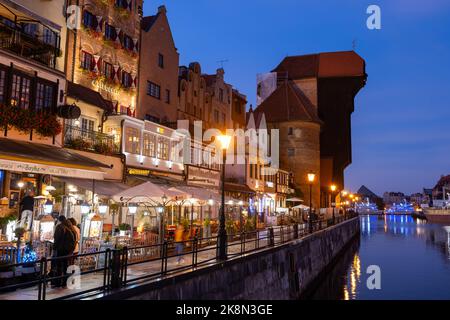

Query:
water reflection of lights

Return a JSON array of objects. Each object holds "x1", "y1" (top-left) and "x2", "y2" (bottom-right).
[
  {"x1": 343, "y1": 254, "x2": 361, "y2": 300},
  {"x1": 354, "y1": 254, "x2": 361, "y2": 279},
  {"x1": 343, "y1": 285, "x2": 350, "y2": 301}
]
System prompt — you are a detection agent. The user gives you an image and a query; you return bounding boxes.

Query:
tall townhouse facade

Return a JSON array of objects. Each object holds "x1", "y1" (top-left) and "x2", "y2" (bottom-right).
[
  {"x1": 137, "y1": 5, "x2": 179, "y2": 124},
  {"x1": 231, "y1": 89, "x2": 247, "y2": 130},
  {"x1": 178, "y1": 62, "x2": 208, "y2": 132},
  {"x1": 0, "y1": 0, "x2": 112, "y2": 217},
  {"x1": 64, "y1": 0, "x2": 143, "y2": 181},
  {"x1": 203, "y1": 68, "x2": 232, "y2": 133}
]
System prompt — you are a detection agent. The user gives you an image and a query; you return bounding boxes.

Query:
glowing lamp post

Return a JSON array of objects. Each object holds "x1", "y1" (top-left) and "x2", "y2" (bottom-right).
[
  {"x1": 43, "y1": 199, "x2": 53, "y2": 215},
  {"x1": 81, "y1": 201, "x2": 91, "y2": 215},
  {"x1": 217, "y1": 134, "x2": 231, "y2": 260},
  {"x1": 307, "y1": 173, "x2": 316, "y2": 233},
  {"x1": 128, "y1": 203, "x2": 138, "y2": 238},
  {"x1": 98, "y1": 203, "x2": 109, "y2": 215},
  {"x1": 128, "y1": 203, "x2": 138, "y2": 215},
  {"x1": 330, "y1": 184, "x2": 337, "y2": 224}
]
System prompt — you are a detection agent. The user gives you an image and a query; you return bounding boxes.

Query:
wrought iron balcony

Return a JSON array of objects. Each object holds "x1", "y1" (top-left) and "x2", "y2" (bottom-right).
[
  {"x1": 64, "y1": 125, "x2": 120, "y2": 155},
  {"x1": 0, "y1": 16, "x2": 61, "y2": 69}
]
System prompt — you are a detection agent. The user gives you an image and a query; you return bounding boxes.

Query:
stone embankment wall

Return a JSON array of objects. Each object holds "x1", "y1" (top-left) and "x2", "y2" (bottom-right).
[{"x1": 102, "y1": 217, "x2": 360, "y2": 300}]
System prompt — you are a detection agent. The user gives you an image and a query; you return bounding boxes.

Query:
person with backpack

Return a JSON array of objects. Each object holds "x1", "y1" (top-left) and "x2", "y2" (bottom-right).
[{"x1": 53, "y1": 216, "x2": 76, "y2": 288}]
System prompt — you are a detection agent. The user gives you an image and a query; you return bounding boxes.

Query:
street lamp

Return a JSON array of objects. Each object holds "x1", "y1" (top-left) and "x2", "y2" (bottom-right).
[
  {"x1": 217, "y1": 133, "x2": 231, "y2": 260},
  {"x1": 128, "y1": 203, "x2": 138, "y2": 238},
  {"x1": 17, "y1": 181, "x2": 25, "y2": 208},
  {"x1": 307, "y1": 173, "x2": 315, "y2": 233},
  {"x1": 128, "y1": 203, "x2": 138, "y2": 215},
  {"x1": 44, "y1": 199, "x2": 54, "y2": 215},
  {"x1": 330, "y1": 184, "x2": 337, "y2": 224},
  {"x1": 81, "y1": 201, "x2": 91, "y2": 215},
  {"x1": 238, "y1": 200, "x2": 244, "y2": 233},
  {"x1": 160, "y1": 194, "x2": 168, "y2": 241},
  {"x1": 98, "y1": 203, "x2": 109, "y2": 215}
]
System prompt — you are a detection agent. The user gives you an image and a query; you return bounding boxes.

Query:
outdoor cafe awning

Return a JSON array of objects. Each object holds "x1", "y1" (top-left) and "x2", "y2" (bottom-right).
[
  {"x1": 55, "y1": 177, "x2": 130, "y2": 197},
  {"x1": 0, "y1": 138, "x2": 108, "y2": 180},
  {"x1": 111, "y1": 181, "x2": 187, "y2": 204}
]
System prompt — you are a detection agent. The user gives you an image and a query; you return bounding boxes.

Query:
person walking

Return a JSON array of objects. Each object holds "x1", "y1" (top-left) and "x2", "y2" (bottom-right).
[
  {"x1": 53, "y1": 216, "x2": 76, "y2": 288},
  {"x1": 174, "y1": 224, "x2": 185, "y2": 265},
  {"x1": 68, "y1": 218, "x2": 80, "y2": 255}
]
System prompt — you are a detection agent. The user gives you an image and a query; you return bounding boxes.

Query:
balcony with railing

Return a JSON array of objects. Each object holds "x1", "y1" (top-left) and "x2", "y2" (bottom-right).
[
  {"x1": 64, "y1": 125, "x2": 120, "y2": 156},
  {"x1": 0, "y1": 13, "x2": 61, "y2": 69}
]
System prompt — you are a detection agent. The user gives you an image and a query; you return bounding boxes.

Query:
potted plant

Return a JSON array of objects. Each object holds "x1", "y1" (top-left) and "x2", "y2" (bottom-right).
[
  {"x1": 14, "y1": 227, "x2": 26, "y2": 251},
  {"x1": 118, "y1": 223, "x2": 131, "y2": 236},
  {"x1": 244, "y1": 217, "x2": 256, "y2": 233},
  {"x1": 181, "y1": 218, "x2": 190, "y2": 232},
  {"x1": 93, "y1": 142, "x2": 113, "y2": 155},
  {"x1": 203, "y1": 217, "x2": 211, "y2": 238},
  {"x1": 226, "y1": 219, "x2": 237, "y2": 237},
  {"x1": 0, "y1": 213, "x2": 16, "y2": 235}
]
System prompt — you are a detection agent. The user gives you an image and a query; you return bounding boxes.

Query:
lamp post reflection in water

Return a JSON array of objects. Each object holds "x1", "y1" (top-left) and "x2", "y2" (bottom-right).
[{"x1": 343, "y1": 253, "x2": 361, "y2": 300}]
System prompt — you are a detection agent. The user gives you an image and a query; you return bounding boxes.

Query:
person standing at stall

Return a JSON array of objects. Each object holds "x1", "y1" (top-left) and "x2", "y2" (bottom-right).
[
  {"x1": 53, "y1": 216, "x2": 76, "y2": 288},
  {"x1": 68, "y1": 218, "x2": 80, "y2": 255}
]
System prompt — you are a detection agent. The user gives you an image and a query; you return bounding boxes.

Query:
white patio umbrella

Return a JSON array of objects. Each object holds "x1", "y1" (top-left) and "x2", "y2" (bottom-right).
[
  {"x1": 292, "y1": 204, "x2": 310, "y2": 210},
  {"x1": 112, "y1": 181, "x2": 186, "y2": 204},
  {"x1": 286, "y1": 197, "x2": 303, "y2": 203}
]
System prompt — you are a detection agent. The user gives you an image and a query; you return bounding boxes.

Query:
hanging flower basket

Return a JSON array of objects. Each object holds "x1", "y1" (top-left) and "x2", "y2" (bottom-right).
[
  {"x1": 34, "y1": 113, "x2": 62, "y2": 137},
  {"x1": 0, "y1": 104, "x2": 16, "y2": 130},
  {"x1": 12, "y1": 108, "x2": 36, "y2": 133}
]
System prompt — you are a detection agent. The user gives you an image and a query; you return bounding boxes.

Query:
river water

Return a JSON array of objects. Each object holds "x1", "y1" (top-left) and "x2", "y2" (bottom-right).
[{"x1": 308, "y1": 215, "x2": 450, "y2": 300}]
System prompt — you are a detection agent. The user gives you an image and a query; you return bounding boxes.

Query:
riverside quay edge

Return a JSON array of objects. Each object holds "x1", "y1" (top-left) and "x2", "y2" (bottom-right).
[{"x1": 1, "y1": 0, "x2": 450, "y2": 313}]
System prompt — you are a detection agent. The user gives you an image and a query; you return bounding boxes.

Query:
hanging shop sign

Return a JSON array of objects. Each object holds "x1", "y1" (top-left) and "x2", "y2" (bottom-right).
[
  {"x1": 186, "y1": 166, "x2": 220, "y2": 188},
  {"x1": 0, "y1": 159, "x2": 104, "y2": 180},
  {"x1": 127, "y1": 168, "x2": 151, "y2": 177},
  {"x1": 92, "y1": 79, "x2": 120, "y2": 96}
]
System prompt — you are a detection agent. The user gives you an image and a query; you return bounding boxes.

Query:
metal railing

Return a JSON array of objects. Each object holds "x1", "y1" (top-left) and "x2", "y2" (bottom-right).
[
  {"x1": 64, "y1": 125, "x2": 120, "y2": 155},
  {"x1": 0, "y1": 18, "x2": 61, "y2": 69},
  {"x1": 0, "y1": 212, "x2": 357, "y2": 300}
]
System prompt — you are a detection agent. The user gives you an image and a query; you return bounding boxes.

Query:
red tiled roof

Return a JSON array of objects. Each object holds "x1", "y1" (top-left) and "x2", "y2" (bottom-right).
[
  {"x1": 272, "y1": 51, "x2": 365, "y2": 79},
  {"x1": 253, "y1": 80, "x2": 322, "y2": 124}
]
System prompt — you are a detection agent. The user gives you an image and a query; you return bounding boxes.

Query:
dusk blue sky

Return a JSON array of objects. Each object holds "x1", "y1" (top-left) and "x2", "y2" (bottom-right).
[{"x1": 143, "y1": 0, "x2": 450, "y2": 196}]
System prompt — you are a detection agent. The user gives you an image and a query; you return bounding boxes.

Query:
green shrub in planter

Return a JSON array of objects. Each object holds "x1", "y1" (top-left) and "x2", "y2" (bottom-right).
[{"x1": 118, "y1": 223, "x2": 131, "y2": 231}]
